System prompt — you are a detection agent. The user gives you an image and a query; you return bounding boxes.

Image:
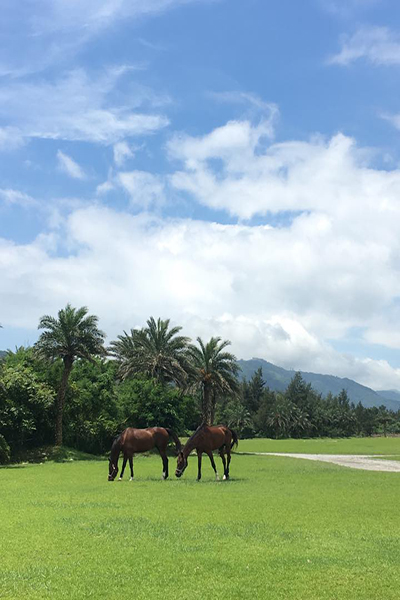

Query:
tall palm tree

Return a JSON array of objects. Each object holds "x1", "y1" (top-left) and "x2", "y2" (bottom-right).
[
  {"x1": 189, "y1": 337, "x2": 239, "y2": 425},
  {"x1": 109, "y1": 317, "x2": 192, "y2": 387},
  {"x1": 35, "y1": 304, "x2": 106, "y2": 446}
]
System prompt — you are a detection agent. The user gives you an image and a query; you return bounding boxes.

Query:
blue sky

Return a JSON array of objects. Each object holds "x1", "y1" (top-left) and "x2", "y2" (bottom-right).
[{"x1": 2, "y1": 0, "x2": 400, "y2": 390}]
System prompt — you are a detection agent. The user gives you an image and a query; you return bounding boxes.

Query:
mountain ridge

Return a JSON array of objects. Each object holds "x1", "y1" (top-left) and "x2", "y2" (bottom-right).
[{"x1": 238, "y1": 358, "x2": 400, "y2": 411}]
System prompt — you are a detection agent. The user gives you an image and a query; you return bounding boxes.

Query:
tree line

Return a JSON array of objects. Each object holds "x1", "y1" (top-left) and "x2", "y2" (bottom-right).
[{"x1": 1, "y1": 304, "x2": 399, "y2": 462}]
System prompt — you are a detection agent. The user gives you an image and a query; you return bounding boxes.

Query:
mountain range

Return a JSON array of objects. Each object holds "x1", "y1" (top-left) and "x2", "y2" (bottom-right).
[{"x1": 238, "y1": 358, "x2": 400, "y2": 411}]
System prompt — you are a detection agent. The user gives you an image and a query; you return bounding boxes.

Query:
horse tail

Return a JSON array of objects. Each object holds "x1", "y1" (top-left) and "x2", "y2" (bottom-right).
[
  {"x1": 228, "y1": 428, "x2": 239, "y2": 450},
  {"x1": 165, "y1": 428, "x2": 182, "y2": 453}
]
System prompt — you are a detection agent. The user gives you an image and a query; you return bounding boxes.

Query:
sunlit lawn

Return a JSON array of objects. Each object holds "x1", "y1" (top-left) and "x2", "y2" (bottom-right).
[
  {"x1": 237, "y1": 436, "x2": 400, "y2": 455},
  {"x1": 1, "y1": 439, "x2": 399, "y2": 599}
]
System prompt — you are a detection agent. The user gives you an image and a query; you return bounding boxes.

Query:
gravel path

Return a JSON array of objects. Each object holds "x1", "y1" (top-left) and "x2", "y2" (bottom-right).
[{"x1": 243, "y1": 452, "x2": 400, "y2": 472}]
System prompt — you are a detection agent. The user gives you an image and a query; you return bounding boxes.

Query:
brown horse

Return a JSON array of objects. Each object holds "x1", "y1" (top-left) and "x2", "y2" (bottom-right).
[
  {"x1": 175, "y1": 424, "x2": 238, "y2": 481},
  {"x1": 108, "y1": 427, "x2": 181, "y2": 481}
]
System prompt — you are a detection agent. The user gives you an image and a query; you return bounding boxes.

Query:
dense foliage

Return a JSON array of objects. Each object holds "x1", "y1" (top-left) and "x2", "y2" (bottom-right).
[{"x1": 1, "y1": 313, "x2": 400, "y2": 463}]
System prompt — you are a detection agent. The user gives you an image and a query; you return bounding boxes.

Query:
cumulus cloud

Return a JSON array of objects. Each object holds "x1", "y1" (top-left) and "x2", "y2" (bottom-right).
[
  {"x1": 0, "y1": 67, "x2": 169, "y2": 145},
  {"x1": 57, "y1": 151, "x2": 86, "y2": 180},
  {"x1": 329, "y1": 26, "x2": 400, "y2": 66}
]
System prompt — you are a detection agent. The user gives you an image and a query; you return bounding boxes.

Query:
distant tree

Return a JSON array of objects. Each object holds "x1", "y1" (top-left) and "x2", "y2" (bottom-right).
[
  {"x1": 189, "y1": 337, "x2": 239, "y2": 425},
  {"x1": 109, "y1": 317, "x2": 192, "y2": 387},
  {"x1": 35, "y1": 304, "x2": 106, "y2": 446},
  {"x1": 242, "y1": 367, "x2": 266, "y2": 413},
  {"x1": 285, "y1": 372, "x2": 313, "y2": 409}
]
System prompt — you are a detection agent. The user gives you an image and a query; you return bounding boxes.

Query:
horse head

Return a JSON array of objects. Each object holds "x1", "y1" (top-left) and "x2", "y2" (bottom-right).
[
  {"x1": 108, "y1": 460, "x2": 118, "y2": 481},
  {"x1": 175, "y1": 451, "x2": 188, "y2": 478}
]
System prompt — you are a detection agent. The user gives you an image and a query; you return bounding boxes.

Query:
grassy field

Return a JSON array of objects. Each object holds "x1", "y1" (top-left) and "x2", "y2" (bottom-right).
[
  {"x1": 1, "y1": 439, "x2": 399, "y2": 600},
  {"x1": 237, "y1": 436, "x2": 400, "y2": 455}
]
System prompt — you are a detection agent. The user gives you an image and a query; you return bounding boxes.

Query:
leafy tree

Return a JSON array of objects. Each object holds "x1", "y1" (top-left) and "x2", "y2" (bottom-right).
[
  {"x1": 63, "y1": 358, "x2": 119, "y2": 454},
  {"x1": 188, "y1": 337, "x2": 239, "y2": 425},
  {"x1": 0, "y1": 360, "x2": 54, "y2": 457},
  {"x1": 116, "y1": 377, "x2": 198, "y2": 434},
  {"x1": 35, "y1": 304, "x2": 106, "y2": 446},
  {"x1": 110, "y1": 317, "x2": 192, "y2": 387}
]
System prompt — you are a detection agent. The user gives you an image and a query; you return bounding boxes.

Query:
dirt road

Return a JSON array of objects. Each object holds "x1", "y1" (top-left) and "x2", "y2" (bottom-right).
[{"x1": 244, "y1": 452, "x2": 400, "y2": 472}]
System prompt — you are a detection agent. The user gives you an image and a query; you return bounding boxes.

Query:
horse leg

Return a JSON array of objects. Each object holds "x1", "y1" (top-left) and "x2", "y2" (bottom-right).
[
  {"x1": 197, "y1": 451, "x2": 202, "y2": 481},
  {"x1": 219, "y1": 447, "x2": 227, "y2": 480},
  {"x1": 119, "y1": 456, "x2": 127, "y2": 480},
  {"x1": 225, "y1": 446, "x2": 231, "y2": 480},
  {"x1": 159, "y1": 449, "x2": 169, "y2": 480},
  {"x1": 129, "y1": 456, "x2": 134, "y2": 481},
  {"x1": 206, "y1": 451, "x2": 219, "y2": 481}
]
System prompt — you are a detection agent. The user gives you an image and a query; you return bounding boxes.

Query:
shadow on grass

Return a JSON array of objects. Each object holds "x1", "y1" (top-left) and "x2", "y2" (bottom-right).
[{"x1": 1, "y1": 446, "x2": 105, "y2": 467}]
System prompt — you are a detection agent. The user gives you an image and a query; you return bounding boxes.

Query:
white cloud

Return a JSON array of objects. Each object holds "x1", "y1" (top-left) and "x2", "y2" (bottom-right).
[
  {"x1": 113, "y1": 141, "x2": 135, "y2": 166},
  {"x1": 118, "y1": 171, "x2": 165, "y2": 208},
  {"x1": 168, "y1": 120, "x2": 400, "y2": 225},
  {"x1": 57, "y1": 151, "x2": 86, "y2": 180},
  {"x1": 0, "y1": 67, "x2": 169, "y2": 145},
  {"x1": 0, "y1": 188, "x2": 37, "y2": 208},
  {"x1": 96, "y1": 180, "x2": 115, "y2": 196},
  {"x1": 330, "y1": 26, "x2": 400, "y2": 66}
]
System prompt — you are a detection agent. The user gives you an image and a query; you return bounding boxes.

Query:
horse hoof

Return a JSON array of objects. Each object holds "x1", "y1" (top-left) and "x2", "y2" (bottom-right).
[
  {"x1": 129, "y1": 477, "x2": 133, "y2": 481},
  {"x1": 223, "y1": 475, "x2": 227, "y2": 480},
  {"x1": 118, "y1": 477, "x2": 122, "y2": 481}
]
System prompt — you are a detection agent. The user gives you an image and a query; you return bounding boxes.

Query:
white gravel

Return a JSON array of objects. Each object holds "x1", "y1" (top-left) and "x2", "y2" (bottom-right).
[{"x1": 246, "y1": 452, "x2": 400, "y2": 472}]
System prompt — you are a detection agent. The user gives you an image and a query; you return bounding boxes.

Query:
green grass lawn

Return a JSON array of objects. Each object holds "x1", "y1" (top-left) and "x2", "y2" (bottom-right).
[
  {"x1": 237, "y1": 436, "x2": 400, "y2": 455},
  {"x1": 1, "y1": 440, "x2": 399, "y2": 600}
]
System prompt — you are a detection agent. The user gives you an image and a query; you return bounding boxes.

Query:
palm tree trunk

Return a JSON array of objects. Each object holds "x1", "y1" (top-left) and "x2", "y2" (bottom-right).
[
  {"x1": 210, "y1": 389, "x2": 217, "y2": 425},
  {"x1": 55, "y1": 358, "x2": 73, "y2": 446},
  {"x1": 202, "y1": 381, "x2": 212, "y2": 425}
]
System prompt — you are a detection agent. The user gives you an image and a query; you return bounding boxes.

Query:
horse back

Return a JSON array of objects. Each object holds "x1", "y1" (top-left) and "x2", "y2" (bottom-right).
[
  {"x1": 197, "y1": 425, "x2": 231, "y2": 451},
  {"x1": 121, "y1": 427, "x2": 163, "y2": 453}
]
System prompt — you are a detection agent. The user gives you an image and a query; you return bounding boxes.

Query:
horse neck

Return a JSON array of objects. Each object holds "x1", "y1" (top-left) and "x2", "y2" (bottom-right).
[
  {"x1": 182, "y1": 430, "x2": 201, "y2": 458},
  {"x1": 110, "y1": 437, "x2": 122, "y2": 465}
]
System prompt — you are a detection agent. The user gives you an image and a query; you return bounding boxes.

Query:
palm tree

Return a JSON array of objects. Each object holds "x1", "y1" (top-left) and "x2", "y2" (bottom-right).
[
  {"x1": 189, "y1": 337, "x2": 239, "y2": 425},
  {"x1": 109, "y1": 317, "x2": 192, "y2": 387},
  {"x1": 35, "y1": 304, "x2": 106, "y2": 446}
]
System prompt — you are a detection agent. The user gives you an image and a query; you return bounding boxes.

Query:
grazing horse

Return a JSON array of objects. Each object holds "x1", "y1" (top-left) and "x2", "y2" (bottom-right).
[
  {"x1": 175, "y1": 424, "x2": 238, "y2": 481},
  {"x1": 108, "y1": 427, "x2": 181, "y2": 481}
]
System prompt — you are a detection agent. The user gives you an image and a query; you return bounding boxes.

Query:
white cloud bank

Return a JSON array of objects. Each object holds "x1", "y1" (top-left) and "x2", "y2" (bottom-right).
[{"x1": 2, "y1": 117, "x2": 400, "y2": 390}]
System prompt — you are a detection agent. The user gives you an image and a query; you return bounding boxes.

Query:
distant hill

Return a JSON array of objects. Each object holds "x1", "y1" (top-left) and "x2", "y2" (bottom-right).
[
  {"x1": 238, "y1": 358, "x2": 400, "y2": 411},
  {"x1": 376, "y1": 390, "x2": 400, "y2": 404}
]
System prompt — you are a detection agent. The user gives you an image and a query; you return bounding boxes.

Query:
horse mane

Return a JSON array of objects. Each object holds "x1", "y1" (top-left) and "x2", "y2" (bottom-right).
[
  {"x1": 109, "y1": 433, "x2": 122, "y2": 462},
  {"x1": 185, "y1": 423, "x2": 206, "y2": 447}
]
